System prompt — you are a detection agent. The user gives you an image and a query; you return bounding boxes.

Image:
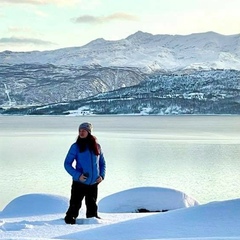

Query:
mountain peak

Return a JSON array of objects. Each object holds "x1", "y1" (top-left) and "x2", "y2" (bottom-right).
[
  {"x1": 85, "y1": 37, "x2": 106, "y2": 46},
  {"x1": 126, "y1": 31, "x2": 153, "y2": 40},
  {"x1": 0, "y1": 31, "x2": 239, "y2": 71}
]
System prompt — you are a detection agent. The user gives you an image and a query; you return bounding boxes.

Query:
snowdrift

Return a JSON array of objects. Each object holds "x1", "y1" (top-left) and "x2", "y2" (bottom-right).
[
  {"x1": 0, "y1": 193, "x2": 68, "y2": 217},
  {"x1": 60, "y1": 198, "x2": 240, "y2": 240},
  {"x1": 0, "y1": 188, "x2": 240, "y2": 240},
  {"x1": 98, "y1": 186, "x2": 199, "y2": 213}
]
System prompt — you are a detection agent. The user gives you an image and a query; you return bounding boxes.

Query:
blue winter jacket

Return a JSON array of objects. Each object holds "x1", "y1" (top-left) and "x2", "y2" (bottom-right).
[{"x1": 64, "y1": 142, "x2": 106, "y2": 185}]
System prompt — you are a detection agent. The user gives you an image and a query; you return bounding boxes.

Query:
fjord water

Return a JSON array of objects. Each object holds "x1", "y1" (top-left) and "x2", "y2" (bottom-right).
[{"x1": 0, "y1": 115, "x2": 240, "y2": 210}]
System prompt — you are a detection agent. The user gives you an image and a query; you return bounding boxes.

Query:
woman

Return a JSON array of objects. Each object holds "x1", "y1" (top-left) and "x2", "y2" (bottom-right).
[{"x1": 64, "y1": 122, "x2": 106, "y2": 224}]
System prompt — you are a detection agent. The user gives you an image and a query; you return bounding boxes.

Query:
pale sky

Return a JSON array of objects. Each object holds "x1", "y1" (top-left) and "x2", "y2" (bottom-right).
[{"x1": 0, "y1": 0, "x2": 239, "y2": 52}]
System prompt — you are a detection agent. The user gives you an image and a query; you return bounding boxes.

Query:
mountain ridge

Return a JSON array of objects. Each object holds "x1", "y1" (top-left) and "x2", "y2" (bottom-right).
[
  {"x1": 1, "y1": 69, "x2": 239, "y2": 115},
  {"x1": 0, "y1": 31, "x2": 239, "y2": 72},
  {"x1": 1, "y1": 31, "x2": 240, "y2": 115}
]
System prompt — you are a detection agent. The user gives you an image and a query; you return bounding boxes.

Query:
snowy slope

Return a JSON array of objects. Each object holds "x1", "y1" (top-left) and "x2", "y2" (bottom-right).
[
  {"x1": 0, "y1": 31, "x2": 239, "y2": 71},
  {"x1": 2, "y1": 69, "x2": 238, "y2": 115},
  {"x1": 0, "y1": 188, "x2": 239, "y2": 240}
]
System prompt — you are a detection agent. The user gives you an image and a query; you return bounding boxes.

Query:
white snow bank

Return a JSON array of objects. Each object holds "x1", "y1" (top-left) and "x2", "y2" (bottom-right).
[
  {"x1": 0, "y1": 190, "x2": 239, "y2": 240},
  {"x1": 59, "y1": 198, "x2": 240, "y2": 240},
  {"x1": 98, "y1": 187, "x2": 199, "y2": 213},
  {"x1": 0, "y1": 193, "x2": 68, "y2": 217}
]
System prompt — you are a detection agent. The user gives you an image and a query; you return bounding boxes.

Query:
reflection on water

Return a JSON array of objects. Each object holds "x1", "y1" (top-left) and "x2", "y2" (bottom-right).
[{"x1": 0, "y1": 115, "x2": 240, "y2": 210}]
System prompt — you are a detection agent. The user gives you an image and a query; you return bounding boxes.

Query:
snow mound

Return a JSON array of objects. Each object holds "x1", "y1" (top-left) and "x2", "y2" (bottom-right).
[
  {"x1": 0, "y1": 193, "x2": 68, "y2": 217},
  {"x1": 98, "y1": 186, "x2": 199, "y2": 213},
  {"x1": 61, "y1": 198, "x2": 240, "y2": 240}
]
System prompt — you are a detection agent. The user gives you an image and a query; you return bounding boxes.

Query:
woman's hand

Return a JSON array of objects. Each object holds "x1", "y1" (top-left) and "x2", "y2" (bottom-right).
[
  {"x1": 79, "y1": 174, "x2": 87, "y2": 182},
  {"x1": 96, "y1": 176, "x2": 103, "y2": 183}
]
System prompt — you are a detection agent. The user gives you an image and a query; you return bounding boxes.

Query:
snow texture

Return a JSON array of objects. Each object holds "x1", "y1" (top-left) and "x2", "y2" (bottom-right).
[{"x1": 0, "y1": 187, "x2": 240, "y2": 240}]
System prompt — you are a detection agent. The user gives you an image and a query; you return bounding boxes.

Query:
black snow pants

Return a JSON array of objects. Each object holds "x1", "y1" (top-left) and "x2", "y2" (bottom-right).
[{"x1": 66, "y1": 181, "x2": 98, "y2": 218}]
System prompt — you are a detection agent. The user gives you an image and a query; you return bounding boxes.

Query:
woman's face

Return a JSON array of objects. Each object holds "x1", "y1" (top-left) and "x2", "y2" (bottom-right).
[{"x1": 79, "y1": 129, "x2": 88, "y2": 138}]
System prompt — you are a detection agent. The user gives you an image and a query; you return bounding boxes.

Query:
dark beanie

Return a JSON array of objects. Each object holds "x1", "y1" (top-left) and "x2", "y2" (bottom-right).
[{"x1": 79, "y1": 122, "x2": 93, "y2": 134}]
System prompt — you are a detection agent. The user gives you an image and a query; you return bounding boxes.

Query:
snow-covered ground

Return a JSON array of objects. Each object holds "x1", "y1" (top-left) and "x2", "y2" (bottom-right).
[{"x1": 0, "y1": 187, "x2": 239, "y2": 240}]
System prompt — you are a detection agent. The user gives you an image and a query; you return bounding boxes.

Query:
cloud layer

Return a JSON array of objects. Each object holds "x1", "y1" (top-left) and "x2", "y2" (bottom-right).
[
  {"x1": 0, "y1": 0, "x2": 77, "y2": 5},
  {"x1": 73, "y1": 12, "x2": 139, "y2": 24},
  {"x1": 0, "y1": 37, "x2": 55, "y2": 46}
]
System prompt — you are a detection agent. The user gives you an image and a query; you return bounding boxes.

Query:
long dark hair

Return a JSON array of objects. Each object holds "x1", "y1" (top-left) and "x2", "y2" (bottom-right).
[{"x1": 76, "y1": 134, "x2": 100, "y2": 156}]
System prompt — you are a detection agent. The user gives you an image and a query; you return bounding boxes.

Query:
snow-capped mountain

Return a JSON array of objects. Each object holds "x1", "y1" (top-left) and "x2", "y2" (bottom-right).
[
  {"x1": 1, "y1": 31, "x2": 240, "y2": 71},
  {"x1": 1, "y1": 69, "x2": 240, "y2": 115},
  {"x1": 0, "y1": 64, "x2": 146, "y2": 107},
  {"x1": 0, "y1": 31, "x2": 240, "y2": 115}
]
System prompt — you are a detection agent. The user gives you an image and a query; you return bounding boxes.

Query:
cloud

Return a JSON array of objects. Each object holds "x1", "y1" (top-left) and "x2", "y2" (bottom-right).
[
  {"x1": 0, "y1": 0, "x2": 48, "y2": 4},
  {"x1": 0, "y1": 37, "x2": 55, "y2": 46},
  {"x1": 8, "y1": 27, "x2": 33, "y2": 33},
  {"x1": 34, "y1": 10, "x2": 49, "y2": 17},
  {"x1": 0, "y1": 0, "x2": 78, "y2": 5},
  {"x1": 73, "y1": 12, "x2": 139, "y2": 24}
]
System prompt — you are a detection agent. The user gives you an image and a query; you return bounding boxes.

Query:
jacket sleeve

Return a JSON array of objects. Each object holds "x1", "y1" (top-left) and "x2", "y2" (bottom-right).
[
  {"x1": 99, "y1": 146, "x2": 106, "y2": 179},
  {"x1": 64, "y1": 144, "x2": 81, "y2": 181}
]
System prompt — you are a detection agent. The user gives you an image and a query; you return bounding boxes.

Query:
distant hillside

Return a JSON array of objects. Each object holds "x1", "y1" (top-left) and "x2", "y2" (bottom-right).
[
  {"x1": 1, "y1": 69, "x2": 239, "y2": 115},
  {"x1": 1, "y1": 31, "x2": 240, "y2": 72},
  {"x1": 1, "y1": 31, "x2": 239, "y2": 115}
]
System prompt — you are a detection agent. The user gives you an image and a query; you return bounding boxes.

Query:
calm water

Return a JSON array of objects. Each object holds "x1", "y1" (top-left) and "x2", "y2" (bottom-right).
[{"x1": 0, "y1": 115, "x2": 240, "y2": 211}]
